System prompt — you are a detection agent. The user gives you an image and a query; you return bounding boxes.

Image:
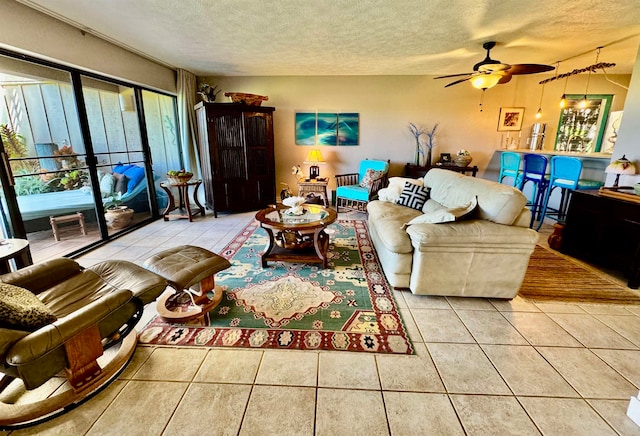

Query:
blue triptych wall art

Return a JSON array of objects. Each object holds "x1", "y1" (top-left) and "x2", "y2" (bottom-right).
[{"x1": 295, "y1": 111, "x2": 359, "y2": 146}]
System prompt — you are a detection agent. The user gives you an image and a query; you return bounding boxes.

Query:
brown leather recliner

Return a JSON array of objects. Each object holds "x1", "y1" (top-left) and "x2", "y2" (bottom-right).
[{"x1": 0, "y1": 257, "x2": 167, "y2": 427}]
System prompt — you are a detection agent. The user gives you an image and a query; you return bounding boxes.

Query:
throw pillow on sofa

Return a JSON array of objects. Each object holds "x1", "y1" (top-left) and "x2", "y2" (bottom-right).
[
  {"x1": 113, "y1": 172, "x2": 129, "y2": 195},
  {"x1": 122, "y1": 165, "x2": 145, "y2": 193},
  {"x1": 396, "y1": 182, "x2": 430, "y2": 210},
  {"x1": 378, "y1": 177, "x2": 423, "y2": 202},
  {"x1": 405, "y1": 196, "x2": 478, "y2": 225},
  {"x1": 359, "y1": 169, "x2": 385, "y2": 189},
  {"x1": 99, "y1": 172, "x2": 116, "y2": 197}
]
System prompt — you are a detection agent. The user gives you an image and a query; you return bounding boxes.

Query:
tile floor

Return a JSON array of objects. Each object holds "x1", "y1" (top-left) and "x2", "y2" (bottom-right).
[{"x1": 4, "y1": 211, "x2": 640, "y2": 435}]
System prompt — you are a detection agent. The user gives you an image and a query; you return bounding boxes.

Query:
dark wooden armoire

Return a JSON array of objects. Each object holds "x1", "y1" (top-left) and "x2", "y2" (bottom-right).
[{"x1": 194, "y1": 102, "x2": 276, "y2": 216}]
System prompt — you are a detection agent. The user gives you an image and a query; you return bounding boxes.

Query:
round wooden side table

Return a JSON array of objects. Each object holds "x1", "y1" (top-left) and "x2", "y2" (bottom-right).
[
  {"x1": 160, "y1": 179, "x2": 205, "y2": 221},
  {"x1": 0, "y1": 239, "x2": 32, "y2": 274}
]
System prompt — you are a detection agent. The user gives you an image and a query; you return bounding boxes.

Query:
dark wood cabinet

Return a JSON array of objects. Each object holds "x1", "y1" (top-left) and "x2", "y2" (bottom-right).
[
  {"x1": 195, "y1": 102, "x2": 276, "y2": 216},
  {"x1": 405, "y1": 163, "x2": 478, "y2": 178},
  {"x1": 560, "y1": 189, "x2": 640, "y2": 288}
]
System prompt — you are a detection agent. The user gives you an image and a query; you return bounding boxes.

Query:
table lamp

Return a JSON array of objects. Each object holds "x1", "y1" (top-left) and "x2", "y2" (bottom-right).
[
  {"x1": 605, "y1": 154, "x2": 636, "y2": 188},
  {"x1": 304, "y1": 149, "x2": 325, "y2": 179}
]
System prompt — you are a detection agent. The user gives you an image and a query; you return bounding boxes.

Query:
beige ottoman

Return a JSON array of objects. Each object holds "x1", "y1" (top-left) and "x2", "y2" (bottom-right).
[{"x1": 144, "y1": 245, "x2": 231, "y2": 322}]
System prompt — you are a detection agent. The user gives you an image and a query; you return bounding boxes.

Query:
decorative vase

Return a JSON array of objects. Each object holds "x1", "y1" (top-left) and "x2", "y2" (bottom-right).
[
  {"x1": 414, "y1": 140, "x2": 421, "y2": 166},
  {"x1": 105, "y1": 206, "x2": 134, "y2": 230},
  {"x1": 424, "y1": 149, "x2": 432, "y2": 167}
]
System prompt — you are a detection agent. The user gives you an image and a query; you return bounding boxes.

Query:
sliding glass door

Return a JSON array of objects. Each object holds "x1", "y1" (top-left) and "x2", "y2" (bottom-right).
[{"x1": 0, "y1": 50, "x2": 182, "y2": 263}]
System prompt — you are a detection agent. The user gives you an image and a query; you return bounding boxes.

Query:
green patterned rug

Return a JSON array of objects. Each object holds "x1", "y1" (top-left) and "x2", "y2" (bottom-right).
[{"x1": 138, "y1": 219, "x2": 413, "y2": 354}]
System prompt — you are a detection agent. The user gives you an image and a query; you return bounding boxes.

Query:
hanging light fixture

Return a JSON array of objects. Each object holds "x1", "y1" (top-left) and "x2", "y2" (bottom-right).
[
  {"x1": 579, "y1": 47, "x2": 601, "y2": 109},
  {"x1": 535, "y1": 83, "x2": 545, "y2": 119},
  {"x1": 470, "y1": 74, "x2": 501, "y2": 90}
]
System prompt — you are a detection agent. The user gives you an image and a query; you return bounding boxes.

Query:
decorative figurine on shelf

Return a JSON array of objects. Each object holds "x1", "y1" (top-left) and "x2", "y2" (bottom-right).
[{"x1": 198, "y1": 84, "x2": 221, "y2": 103}]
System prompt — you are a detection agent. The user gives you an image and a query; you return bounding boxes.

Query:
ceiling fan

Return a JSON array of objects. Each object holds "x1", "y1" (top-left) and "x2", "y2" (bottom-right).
[{"x1": 435, "y1": 41, "x2": 554, "y2": 89}]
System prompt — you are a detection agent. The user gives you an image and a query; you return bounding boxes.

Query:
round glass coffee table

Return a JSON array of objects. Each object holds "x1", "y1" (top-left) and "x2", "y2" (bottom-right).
[{"x1": 255, "y1": 204, "x2": 337, "y2": 268}]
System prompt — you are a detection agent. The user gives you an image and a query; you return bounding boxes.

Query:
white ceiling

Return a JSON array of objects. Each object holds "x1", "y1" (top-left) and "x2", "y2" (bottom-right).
[{"x1": 16, "y1": 0, "x2": 640, "y2": 78}]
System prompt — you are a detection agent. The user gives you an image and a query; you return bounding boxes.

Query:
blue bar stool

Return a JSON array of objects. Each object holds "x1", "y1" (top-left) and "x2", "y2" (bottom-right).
[
  {"x1": 534, "y1": 156, "x2": 603, "y2": 231},
  {"x1": 517, "y1": 154, "x2": 548, "y2": 228},
  {"x1": 498, "y1": 152, "x2": 521, "y2": 187}
]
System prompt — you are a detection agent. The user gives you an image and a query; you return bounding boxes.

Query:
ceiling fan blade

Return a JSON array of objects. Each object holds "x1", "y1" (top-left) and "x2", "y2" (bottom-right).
[
  {"x1": 498, "y1": 74, "x2": 512, "y2": 84},
  {"x1": 434, "y1": 72, "x2": 475, "y2": 79},
  {"x1": 506, "y1": 64, "x2": 555, "y2": 75},
  {"x1": 444, "y1": 76, "x2": 472, "y2": 88}
]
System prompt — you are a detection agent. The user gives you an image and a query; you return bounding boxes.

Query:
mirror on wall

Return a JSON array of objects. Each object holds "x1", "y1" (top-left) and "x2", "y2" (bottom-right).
[{"x1": 554, "y1": 94, "x2": 613, "y2": 153}]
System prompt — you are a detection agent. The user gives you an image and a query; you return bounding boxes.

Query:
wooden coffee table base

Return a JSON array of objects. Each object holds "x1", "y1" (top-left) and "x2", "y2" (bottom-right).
[{"x1": 261, "y1": 228, "x2": 330, "y2": 268}]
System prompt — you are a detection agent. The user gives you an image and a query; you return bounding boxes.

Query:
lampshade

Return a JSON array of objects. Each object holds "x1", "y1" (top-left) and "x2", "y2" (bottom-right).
[
  {"x1": 304, "y1": 149, "x2": 325, "y2": 164},
  {"x1": 470, "y1": 74, "x2": 501, "y2": 90},
  {"x1": 605, "y1": 154, "x2": 636, "y2": 187}
]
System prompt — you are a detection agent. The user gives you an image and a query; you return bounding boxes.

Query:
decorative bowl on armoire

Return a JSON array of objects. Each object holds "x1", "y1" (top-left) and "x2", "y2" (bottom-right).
[{"x1": 224, "y1": 92, "x2": 269, "y2": 106}]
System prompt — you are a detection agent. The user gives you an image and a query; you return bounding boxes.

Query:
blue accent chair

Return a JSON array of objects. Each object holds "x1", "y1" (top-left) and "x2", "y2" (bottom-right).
[{"x1": 335, "y1": 159, "x2": 390, "y2": 212}]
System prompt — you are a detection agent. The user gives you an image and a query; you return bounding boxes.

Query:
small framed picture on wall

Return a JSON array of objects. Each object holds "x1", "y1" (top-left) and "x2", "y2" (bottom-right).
[{"x1": 497, "y1": 107, "x2": 525, "y2": 131}]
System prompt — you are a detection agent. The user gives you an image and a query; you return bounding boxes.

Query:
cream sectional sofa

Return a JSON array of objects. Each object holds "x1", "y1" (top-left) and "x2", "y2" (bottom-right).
[{"x1": 367, "y1": 168, "x2": 539, "y2": 298}]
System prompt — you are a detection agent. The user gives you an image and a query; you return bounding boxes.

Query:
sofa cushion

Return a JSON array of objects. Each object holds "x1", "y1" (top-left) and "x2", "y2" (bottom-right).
[
  {"x1": 336, "y1": 185, "x2": 370, "y2": 202},
  {"x1": 0, "y1": 283, "x2": 57, "y2": 331},
  {"x1": 113, "y1": 172, "x2": 129, "y2": 195},
  {"x1": 406, "y1": 196, "x2": 477, "y2": 225},
  {"x1": 423, "y1": 168, "x2": 527, "y2": 225},
  {"x1": 367, "y1": 200, "x2": 421, "y2": 254},
  {"x1": 396, "y1": 182, "x2": 430, "y2": 210},
  {"x1": 99, "y1": 172, "x2": 115, "y2": 197},
  {"x1": 122, "y1": 165, "x2": 146, "y2": 193}
]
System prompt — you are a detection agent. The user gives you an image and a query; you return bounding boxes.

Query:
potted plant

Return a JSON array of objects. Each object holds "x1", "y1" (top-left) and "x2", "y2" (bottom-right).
[{"x1": 104, "y1": 193, "x2": 134, "y2": 229}]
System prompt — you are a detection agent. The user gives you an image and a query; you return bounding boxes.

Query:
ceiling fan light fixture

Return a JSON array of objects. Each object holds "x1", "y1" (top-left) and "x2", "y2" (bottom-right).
[{"x1": 470, "y1": 74, "x2": 501, "y2": 90}]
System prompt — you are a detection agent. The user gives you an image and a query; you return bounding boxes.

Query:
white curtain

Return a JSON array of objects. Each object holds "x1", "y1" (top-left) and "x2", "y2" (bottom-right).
[{"x1": 176, "y1": 69, "x2": 200, "y2": 177}]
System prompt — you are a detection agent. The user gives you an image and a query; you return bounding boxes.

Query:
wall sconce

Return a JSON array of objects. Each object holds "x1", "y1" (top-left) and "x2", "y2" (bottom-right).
[
  {"x1": 605, "y1": 154, "x2": 636, "y2": 188},
  {"x1": 304, "y1": 149, "x2": 325, "y2": 179}
]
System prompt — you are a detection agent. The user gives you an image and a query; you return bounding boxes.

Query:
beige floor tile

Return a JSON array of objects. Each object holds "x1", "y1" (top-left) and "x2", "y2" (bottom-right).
[
  {"x1": 10, "y1": 380, "x2": 126, "y2": 436},
  {"x1": 118, "y1": 345, "x2": 154, "y2": 379},
  {"x1": 164, "y1": 383, "x2": 251, "y2": 436},
  {"x1": 240, "y1": 385, "x2": 315, "y2": 435},
  {"x1": 385, "y1": 392, "x2": 464, "y2": 435},
  {"x1": 547, "y1": 313, "x2": 637, "y2": 349},
  {"x1": 427, "y1": 343, "x2": 511, "y2": 395},
  {"x1": 587, "y1": 399, "x2": 640, "y2": 436},
  {"x1": 255, "y1": 350, "x2": 318, "y2": 386},
  {"x1": 412, "y1": 309, "x2": 475, "y2": 343},
  {"x1": 446, "y1": 297, "x2": 497, "y2": 311},
  {"x1": 481, "y1": 344, "x2": 578, "y2": 397},
  {"x1": 490, "y1": 296, "x2": 541, "y2": 312},
  {"x1": 403, "y1": 292, "x2": 451, "y2": 309},
  {"x1": 451, "y1": 394, "x2": 540, "y2": 435},
  {"x1": 132, "y1": 347, "x2": 207, "y2": 381},
  {"x1": 87, "y1": 381, "x2": 188, "y2": 435},
  {"x1": 194, "y1": 349, "x2": 263, "y2": 384},
  {"x1": 518, "y1": 397, "x2": 616, "y2": 435},
  {"x1": 579, "y1": 304, "x2": 637, "y2": 316},
  {"x1": 398, "y1": 307, "x2": 422, "y2": 343},
  {"x1": 316, "y1": 388, "x2": 388, "y2": 436},
  {"x1": 456, "y1": 310, "x2": 528, "y2": 345},
  {"x1": 318, "y1": 352, "x2": 380, "y2": 389},
  {"x1": 625, "y1": 306, "x2": 640, "y2": 316},
  {"x1": 595, "y1": 314, "x2": 640, "y2": 347},
  {"x1": 592, "y1": 349, "x2": 640, "y2": 386},
  {"x1": 502, "y1": 312, "x2": 582, "y2": 347},
  {"x1": 391, "y1": 288, "x2": 408, "y2": 309},
  {"x1": 376, "y1": 343, "x2": 445, "y2": 392},
  {"x1": 532, "y1": 302, "x2": 586, "y2": 314},
  {"x1": 537, "y1": 347, "x2": 638, "y2": 399}
]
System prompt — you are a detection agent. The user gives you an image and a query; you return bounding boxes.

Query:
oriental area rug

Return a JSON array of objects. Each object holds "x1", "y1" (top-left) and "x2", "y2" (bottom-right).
[
  {"x1": 519, "y1": 246, "x2": 640, "y2": 305},
  {"x1": 138, "y1": 219, "x2": 414, "y2": 354}
]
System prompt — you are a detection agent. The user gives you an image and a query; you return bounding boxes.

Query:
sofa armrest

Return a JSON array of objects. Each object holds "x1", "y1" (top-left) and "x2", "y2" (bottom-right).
[
  {"x1": 335, "y1": 173, "x2": 359, "y2": 187},
  {"x1": 0, "y1": 258, "x2": 82, "y2": 295}
]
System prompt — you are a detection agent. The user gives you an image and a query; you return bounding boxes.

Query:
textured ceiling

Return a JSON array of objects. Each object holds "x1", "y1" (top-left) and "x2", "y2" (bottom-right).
[{"x1": 16, "y1": 0, "x2": 640, "y2": 77}]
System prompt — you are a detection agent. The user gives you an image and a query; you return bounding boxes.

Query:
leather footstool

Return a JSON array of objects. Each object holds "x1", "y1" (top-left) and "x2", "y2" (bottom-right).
[{"x1": 144, "y1": 245, "x2": 231, "y2": 323}]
